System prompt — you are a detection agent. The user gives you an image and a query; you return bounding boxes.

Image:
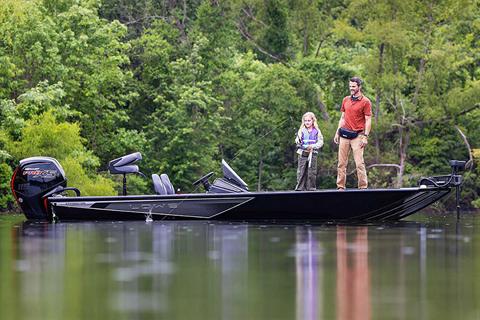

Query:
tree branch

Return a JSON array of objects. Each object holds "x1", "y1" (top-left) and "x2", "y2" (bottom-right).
[
  {"x1": 123, "y1": 15, "x2": 167, "y2": 25},
  {"x1": 241, "y1": 6, "x2": 267, "y2": 27},
  {"x1": 455, "y1": 125, "x2": 474, "y2": 170},
  {"x1": 412, "y1": 103, "x2": 480, "y2": 127},
  {"x1": 236, "y1": 20, "x2": 289, "y2": 65},
  {"x1": 348, "y1": 163, "x2": 400, "y2": 176}
]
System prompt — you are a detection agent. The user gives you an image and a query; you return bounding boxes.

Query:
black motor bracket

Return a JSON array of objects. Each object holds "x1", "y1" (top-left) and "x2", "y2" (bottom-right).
[{"x1": 418, "y1": 160, "x2": 466, "y2": 218}]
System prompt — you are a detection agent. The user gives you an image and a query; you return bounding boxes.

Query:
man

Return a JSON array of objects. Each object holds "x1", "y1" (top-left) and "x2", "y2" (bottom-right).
[{"x1": 333, "y1": 77, "x2": 372, "y2": 190}]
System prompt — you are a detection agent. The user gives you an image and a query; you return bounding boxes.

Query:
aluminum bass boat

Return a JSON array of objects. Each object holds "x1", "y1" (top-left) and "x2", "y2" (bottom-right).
[{"x1": 10, "y1": 153, "x2": 464, "y2": 222}]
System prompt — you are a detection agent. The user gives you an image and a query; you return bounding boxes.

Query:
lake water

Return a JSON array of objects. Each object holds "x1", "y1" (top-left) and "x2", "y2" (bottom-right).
[{"x1": 0, "y1": 212, "x2": 479, "y2": 320}]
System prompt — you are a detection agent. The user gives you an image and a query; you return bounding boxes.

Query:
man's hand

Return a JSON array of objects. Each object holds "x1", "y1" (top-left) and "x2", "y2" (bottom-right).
[
  {"x1": 334, "y1": 133, "x2": 340, "y2": 145},
  {"x1": 360, "y1": 135, "x2": 368, "y2": 148}
]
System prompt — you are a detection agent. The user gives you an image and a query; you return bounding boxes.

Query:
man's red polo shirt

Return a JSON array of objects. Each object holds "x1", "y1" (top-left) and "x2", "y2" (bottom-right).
[{"x1": 341, "y1": 95, "x2": 372, "y2": 131}]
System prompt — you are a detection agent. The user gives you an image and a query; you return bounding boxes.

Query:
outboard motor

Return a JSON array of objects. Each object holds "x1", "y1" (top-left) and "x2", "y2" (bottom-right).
[{"x1": 11, "y1": 157, "x2": 67, "y2": 220}]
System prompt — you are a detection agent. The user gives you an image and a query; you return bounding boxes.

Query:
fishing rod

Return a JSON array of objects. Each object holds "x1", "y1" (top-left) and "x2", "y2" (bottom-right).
[
  {"x1": 229, "y1": 117, "x2": 292, "y2": 162},
  {"x1": 157, "y1": 117, "x2": 294, "y2": 220}
]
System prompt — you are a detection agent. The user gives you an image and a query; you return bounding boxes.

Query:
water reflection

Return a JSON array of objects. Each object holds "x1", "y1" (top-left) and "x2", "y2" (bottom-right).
[
  {"x1": 335, "y1": 227, "x2": 370, "y2": 320},
  {"x1": 0, "y1": 214, "x2": 479, "y2": 320},
  {"x1": 295, "y1": 228, "x2": 322, "y2": 320},
  {"x1": 294, "y1": 226, "x2": 371, "y2": 320}
]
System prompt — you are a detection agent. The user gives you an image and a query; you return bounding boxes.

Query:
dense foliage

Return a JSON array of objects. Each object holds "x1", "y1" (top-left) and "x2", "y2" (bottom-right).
[{"x1": 1, "y1": 0, "x2": 479, "y2": 210}]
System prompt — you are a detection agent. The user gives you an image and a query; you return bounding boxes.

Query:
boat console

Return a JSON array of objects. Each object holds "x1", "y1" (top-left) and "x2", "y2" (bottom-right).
[
  {"x1": 208, "y1": 160, "x2": 249, "y2": 193},
  {"x1": 191, "y1": 160, "x2": 249, "y2": 193}
]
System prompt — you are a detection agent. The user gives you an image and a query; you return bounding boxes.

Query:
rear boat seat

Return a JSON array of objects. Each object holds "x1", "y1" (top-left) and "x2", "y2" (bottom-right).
[
  {"x1": 152, "y1": 174, "x2": 167, "y2": 195},
  {"x1": 160, "y1": 174, "x2": 175, "y2": 194}
]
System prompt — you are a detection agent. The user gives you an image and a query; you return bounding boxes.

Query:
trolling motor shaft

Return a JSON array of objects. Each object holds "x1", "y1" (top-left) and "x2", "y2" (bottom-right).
[
  {"x1": 418, "y1": 160, "x2": 465, "y2": 219},
  {"x1": 450, "y1": 160, "x2": 466, "y2": 219}
]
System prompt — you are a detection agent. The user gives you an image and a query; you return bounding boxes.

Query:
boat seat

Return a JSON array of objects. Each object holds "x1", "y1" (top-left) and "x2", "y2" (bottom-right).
[
  {"x1": 111, "y1": 164, "x2": 140, "y2": 174},
  {"x1": 108, "y1": 152, "x2": 142, "y2": 175},
  {"x1": 160, "y1": 174, "x2": 175, "y2": 195},
  {"x1": 152, "y1": 174, "x2": 167, "y2": 195}
]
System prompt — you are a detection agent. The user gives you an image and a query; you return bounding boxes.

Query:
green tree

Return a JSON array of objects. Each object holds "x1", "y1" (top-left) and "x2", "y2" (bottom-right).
[
  {"x1": 219, "y1": 55, "x2": 330, "y2": 190},
  {"x1": 145, "y1": 34, "x2": 225, "y2": 190},
  {"x1": 333, "y1": 0, "x2": 480, "y2": 190},
  {"x1": 5, "y1": 111, "x2": 116, "y2": 197}
]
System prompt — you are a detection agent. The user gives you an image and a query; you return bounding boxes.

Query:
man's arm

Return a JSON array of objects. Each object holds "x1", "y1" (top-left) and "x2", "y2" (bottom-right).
[
  {"x1": 364, "y1": 115, "x2": 371, "y2": 136},
  {"x1": 333, "y1": 112, "x2": 345, "y2": 144},
  {"x1": 360, "y1": 115, "x2": 372, "y2": 147}
]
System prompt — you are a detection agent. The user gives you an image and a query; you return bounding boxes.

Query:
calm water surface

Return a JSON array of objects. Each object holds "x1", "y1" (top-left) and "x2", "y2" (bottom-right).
[{"x1": 0, "y1": 212, "x2": 479, "y2": 320}]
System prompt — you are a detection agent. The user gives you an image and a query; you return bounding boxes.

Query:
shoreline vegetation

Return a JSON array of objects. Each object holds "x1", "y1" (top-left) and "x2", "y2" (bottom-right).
[{"x1": 0, "y1": 0, "x2": 479, "y2": 211}]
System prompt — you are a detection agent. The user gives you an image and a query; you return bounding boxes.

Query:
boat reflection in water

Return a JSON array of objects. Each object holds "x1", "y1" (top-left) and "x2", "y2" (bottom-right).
[{"x1": 2, "y1": 216, "x2": 479, "y2": 320}]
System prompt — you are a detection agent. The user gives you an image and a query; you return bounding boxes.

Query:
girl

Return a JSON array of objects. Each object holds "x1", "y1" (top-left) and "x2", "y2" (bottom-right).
[{"x1": 295, "y1": 112, "x2": 324, "y2": 191}]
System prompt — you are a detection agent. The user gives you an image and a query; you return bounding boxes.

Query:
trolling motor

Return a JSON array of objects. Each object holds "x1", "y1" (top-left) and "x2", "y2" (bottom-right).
[
  {"x1": 108, "y1": 152, "x2": 145, "y2": 195},
  {"x1": 450, "y1": 160, "x2": 465, "y2": 218},
  {"x1": 419, "y1": 160, "x2": 465, "y2": 218},
  {"x1": 10, "y1": 157, "x2": 74, "y2": 220}
]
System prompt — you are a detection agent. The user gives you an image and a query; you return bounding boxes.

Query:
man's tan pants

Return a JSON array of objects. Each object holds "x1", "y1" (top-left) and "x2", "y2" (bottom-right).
[{"x1": 336, "y1": 136, "x2": 368, "y2": 189}]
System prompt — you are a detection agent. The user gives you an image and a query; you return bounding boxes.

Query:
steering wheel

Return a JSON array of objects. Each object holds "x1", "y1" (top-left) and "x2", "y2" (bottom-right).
[{"x1": 193, "y1": 172, "x2": 214, "y2": 190}]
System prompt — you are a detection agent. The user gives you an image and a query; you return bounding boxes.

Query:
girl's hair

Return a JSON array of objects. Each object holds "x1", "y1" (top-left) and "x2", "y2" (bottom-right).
[{"x1": 296, "y1": 112, "x2": 318, "y2": 142}]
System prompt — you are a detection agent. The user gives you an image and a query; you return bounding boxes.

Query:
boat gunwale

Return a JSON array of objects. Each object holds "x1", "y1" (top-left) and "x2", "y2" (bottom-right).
[{"x1": 46, "y1": 186, "x2": 449, "y2": 203}]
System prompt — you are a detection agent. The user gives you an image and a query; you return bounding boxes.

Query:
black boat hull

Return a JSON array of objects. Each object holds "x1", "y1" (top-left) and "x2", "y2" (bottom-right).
[
  {"x1": 12, "y1": 155, "x2": 461, "y2": 222},
  {"x1": 49, "y1": 187, "x2": 451, "y2": 222}
]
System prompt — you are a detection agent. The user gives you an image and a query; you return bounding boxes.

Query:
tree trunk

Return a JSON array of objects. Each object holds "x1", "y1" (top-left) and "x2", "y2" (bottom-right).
[
  {"x1": 302, "y1": 15, "x2": 308, "y2": 56},
  {"x1": 413, "y1": 6, "x2": 433, "y2": 106},
  {"x1": 413, "y1": 57, "x2": 426, "y2": 107},
  {"x1": 316, "y1": 88, "x2": 330, "y2": 121},
  {"x1": 398, "y1": 125, "x2": 407, "y2": 188},
  {"x1": 393, "y1": 54, "x2": 404, "y2": 188},
  {"x1": 399, "y1": 14, "x2": 432, "y2": 186},
  {"x1": 182, "y1": 0, "x2": 187, "y2": 26},
  {"x1": 257, "y1": 151, "x2": 263, "y2": 191},
  {"x1": 374, "y1": 42, "x2": 384, "y2": 163}
]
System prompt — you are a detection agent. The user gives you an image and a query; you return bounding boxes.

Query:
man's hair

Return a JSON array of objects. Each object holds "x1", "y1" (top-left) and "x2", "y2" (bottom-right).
[{"x1": 350, "y1": 77, "x2": 362, "y2": 86}]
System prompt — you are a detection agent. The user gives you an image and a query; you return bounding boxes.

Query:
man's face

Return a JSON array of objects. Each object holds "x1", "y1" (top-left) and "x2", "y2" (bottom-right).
[{"x1": 349, "y1": 81, "x2": 360, "y2": 96}]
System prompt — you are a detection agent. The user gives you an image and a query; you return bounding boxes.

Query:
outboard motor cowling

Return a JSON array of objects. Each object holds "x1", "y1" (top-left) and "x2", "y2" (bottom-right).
[{"x1": 11, "y1": 157, "x2": 67, "y2": 220}]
